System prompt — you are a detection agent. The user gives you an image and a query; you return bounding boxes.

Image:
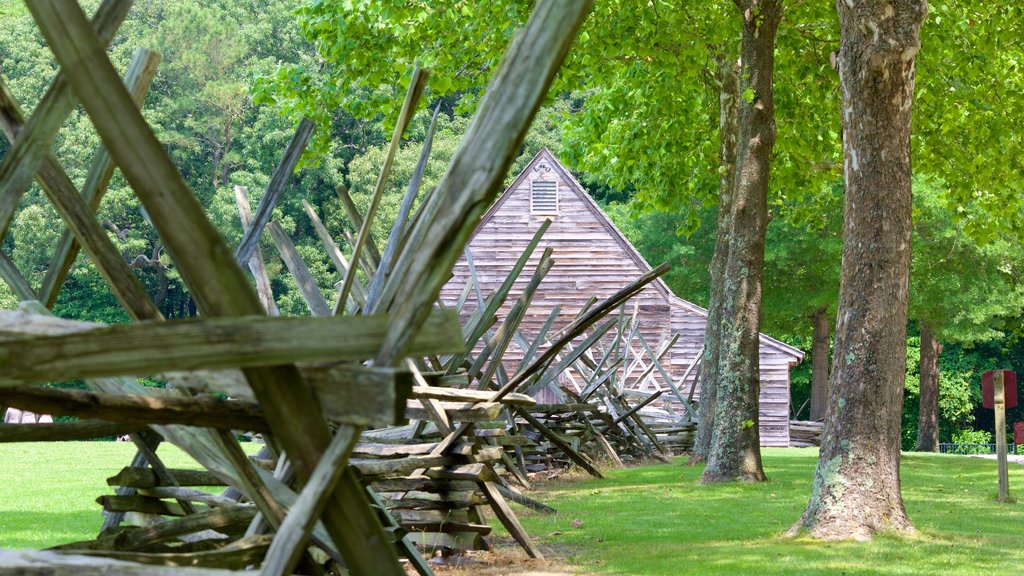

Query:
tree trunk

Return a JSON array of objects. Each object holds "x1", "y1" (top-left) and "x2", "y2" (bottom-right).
[
  {"x1": 693, "y1": 55, "x2": 741, "y2": 462},
  {"x1": 790, "y1": 0, "x2": 926, "y2": 539},
  {"x1": 701, "y1": 0, "x2": 781, "y2": 484},
  {"x1": 916, "y1": 321, "x2": 941, "y2": 451},
  {"x1": 809, "y1": 305, "x2": 831, "y2": 421}
]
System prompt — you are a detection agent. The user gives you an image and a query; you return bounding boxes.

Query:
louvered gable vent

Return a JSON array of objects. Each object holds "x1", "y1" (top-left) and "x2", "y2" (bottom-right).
[{"x1": 530, "y1": 179, "x2": 558, "y2": 215}]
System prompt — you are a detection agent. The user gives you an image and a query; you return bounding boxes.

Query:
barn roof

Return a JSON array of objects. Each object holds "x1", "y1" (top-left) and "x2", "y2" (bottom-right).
[{"x1": 477, "y1": 148, "x2": 805, "y2": 363}]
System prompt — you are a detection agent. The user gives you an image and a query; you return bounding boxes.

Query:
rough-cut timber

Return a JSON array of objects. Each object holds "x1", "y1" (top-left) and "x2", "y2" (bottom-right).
[
  {"x1": 439, "y1": 150, "x2": 804, "y2": 446},
  {"x1": 25, "y1": 2, "x2": 403, "y2": 569},
  {"x1": 791, "y1": 0, "x2": 927, "y2": 540}
]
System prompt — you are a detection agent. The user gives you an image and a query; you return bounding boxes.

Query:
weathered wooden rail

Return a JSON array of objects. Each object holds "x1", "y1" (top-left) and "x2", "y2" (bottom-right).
[{"x1": 0, "y1": 0, "x2": 593, "y2": 574}]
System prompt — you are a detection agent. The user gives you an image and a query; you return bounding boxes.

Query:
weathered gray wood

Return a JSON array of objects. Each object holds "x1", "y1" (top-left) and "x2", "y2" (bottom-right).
[
  {"x1": 411, "y1": 386, "x2": 534, "y2": 407},
  {"x1": 529, "y1": 319, "x2": 619, "y2": 397},
  {"x1": 0, "y1": 386, "x2": 269, "y2": 432},
  {"x1": 135, "y1": 487, "x2": 238, "y2": 508},
  {"x1": 363, "y1": 486, "x2": 434, "y2": 576},
  {"x1": 363, "y1": 104, "x2": 440, "y2": 313},
  {"x1": 95, "y1": 495, "x2": 186, "y2": 517},
  {"x1": 266, "y1": 220, "x2": 331, "y2": 317},
  {"x1": 405, "y1": 401, "x2": 501, "y2": 423},
  {"x1": 39, "y1": 48, "x2": 160, "y2": 308},
  {"x1": 493, "y1": 483, "x2": 556, "y2": 514},
  {"x1": 423, "y1": 463, "x2": 493, "y2": 482},
  {"x1": 337, "y1": 68, "x2": 428, "y2": 311},
  {"x1": 302, "y1": 364, "x2": 413, "y2": 427},
  {"x1": 101, "y1": 431, "x2": 164, "y2": 532},
  {"x1": 472, "y1": 249, "x2": 554, "y2": 390},
  {"x1": 0, "y1": 310, "x2": 462, "y2": 387},
  {"x1": 59, "y1": 535, "x2": 272, "y2": 570},
  {"x1": 108, "y1": 467, "x2": 226, "y2": 488},
  {"x1": 234, "y1": 118, "x2": 315, "y2": 265},
  {"x1": 612, "y1": 390, "x2": 664, "y2": 425},
  {"x1": 351, "y1": 455, "x2": 453, "y2": 477},
  {"x1": 448, "y1": 223, "x2": 551, "y2": 376},
  {"x1": 165, "y1": 363, "x2": 411, "y2": 419},
  {"x1": 0, "y1": 250, "x2": 36, "y2": 300},
  {"x1": 334, "y1": 185, "x2": 381, "y2": 275},
  {"x1": 0, "y1": 0, "x2": 132, "y2": 243},
  {"x1": 513, "y1": 407, "x2": 603, "y2": 478},
  {"x1": 375, "y1": 0, "x2": 592, "y2": 365},
  {"x1": 0, "y1": 419, "x2": 139, "y2": 442},
  {"x1": 127, "y1": 430, "x2": 198, "y2": 517},
  {"x1": 478, "y1": 480, "x2": 543, "y2": 559},
  {"x1": 438, "y1": 148, "x2": 803, "y2": 447},
  {"x1": 107, "y1": 506, "x2": 254, "y2": 552},
  {"x1": 233, "y1": 186, "x2": 280, "y2": 317},
  {"x1": 497, "y1": 264, "x2": 670, "y2": 402},
  {"x1": 353, "y1": 442, "x2": 435, "y2": 458},
  {"x1": 0, "y1": 549, "x2": 246, "y2": 575},
  {"x1": 261, "y1": 426, "x2": 356, "y2": 576},
  {"x1": 302, "y1": 199, "x2": 367, "y2": 310},
  {"x1": 24, "y1": 5, "x2": 405, "y2": 567}
]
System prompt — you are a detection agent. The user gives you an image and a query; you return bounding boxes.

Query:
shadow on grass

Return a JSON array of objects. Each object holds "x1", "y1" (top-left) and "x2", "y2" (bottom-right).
[
  {"x1": 513, "y1": 449, "x2": 1024, "y2": 575},
  {"x1": 0, "y1": 509, "x2": 105, "y2": 550}
]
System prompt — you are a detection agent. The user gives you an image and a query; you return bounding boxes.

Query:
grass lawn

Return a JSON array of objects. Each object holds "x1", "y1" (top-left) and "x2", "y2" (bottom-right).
[
  {"x1": 509, "y1": 448, "x2": 1024, "y2": 575},
  {"x1": 0, "y1": 442, "x2": 249, "y2": 549},
  {"x1": 2, "y1": 444, "x2": 1023, "y2": 575}
]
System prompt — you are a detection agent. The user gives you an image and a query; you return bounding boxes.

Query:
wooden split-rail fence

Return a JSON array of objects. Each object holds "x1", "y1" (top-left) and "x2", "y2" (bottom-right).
[
  {"x1": 0, "y1": 0, "x2": 720, "y2": 573},
  {"x1": 0, "y1": 1, "x2": 599, "y2": 574}
]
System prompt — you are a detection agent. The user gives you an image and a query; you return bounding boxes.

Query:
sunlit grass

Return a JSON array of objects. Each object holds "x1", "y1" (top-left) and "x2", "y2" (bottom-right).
[
  {"x1": 0, "y1": 441, "x2": 254, "y2": 549},
  {"x1": 3, "y1": 444, "x2": 1023, "y2": 574},
  {"x1": 508, "y1": 448, "x2": 1024, "y2": 575}
]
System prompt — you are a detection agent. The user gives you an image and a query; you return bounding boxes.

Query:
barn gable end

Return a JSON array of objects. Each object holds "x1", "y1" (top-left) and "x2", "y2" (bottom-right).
[{"x1": 439, "y1": 149, "x2": 804, "y2": 446}]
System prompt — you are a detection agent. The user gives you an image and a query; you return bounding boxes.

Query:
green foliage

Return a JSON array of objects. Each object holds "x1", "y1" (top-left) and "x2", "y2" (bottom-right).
[
  {"x1": 916, "y1": 3, "x2": 1024, "y2": 239},
  {"x1": 0, "y1": 0, "x2": 377, "y2": 321},
  {"x1": 910, "y1": 177, "x2": 1024, "y2": 343},
  {"x1": 261, "y1": 0, "x2": 842, "y2": 233},
  {"x1": 951, "y1": 428, "x2": 993, "y2": 445}
]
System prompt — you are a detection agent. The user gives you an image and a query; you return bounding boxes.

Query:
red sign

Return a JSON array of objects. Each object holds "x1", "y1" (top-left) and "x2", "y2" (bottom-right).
[
  {"x1": 1015, "y1": 422, "x2": 1024, "y2": 445},
  {"x1": 982, "y1": 370, "x2": 1018, "y2": 409}
]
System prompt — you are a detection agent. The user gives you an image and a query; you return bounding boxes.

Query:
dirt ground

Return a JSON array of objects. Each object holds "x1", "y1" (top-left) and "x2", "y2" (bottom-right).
[{"x1": 405, "y1": 537, "x2": 589, "y2": 576}]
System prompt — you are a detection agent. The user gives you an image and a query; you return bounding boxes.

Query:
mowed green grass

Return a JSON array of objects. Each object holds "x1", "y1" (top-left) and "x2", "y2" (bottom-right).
[
  {"x1": 2, "y1": 444, "x2": 1023, "y2": 575},
  {"x1": 505, "y1": 448, "x2": 1024, "y2": 575},
  {"x1": 0, "y1": 442, "x2": 244, "y2": 549}
]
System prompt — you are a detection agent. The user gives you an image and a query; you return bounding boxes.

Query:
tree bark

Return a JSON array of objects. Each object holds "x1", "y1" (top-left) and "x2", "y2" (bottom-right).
[
  {"x1": 693, "y1": 55, "x2": 741, "y2": 462},
  {"x1": 790, "y1": 0, "x2": 926, "y2": 539},
  {"x1": 809, "y1": 305, "x2": 831, "y2": 421},
  {"x1": 916, "y1": 321, "x2": 941, "y2": 451},
  {"x1": 701, "y1": 0, "x2": 781, "y2": 484}
]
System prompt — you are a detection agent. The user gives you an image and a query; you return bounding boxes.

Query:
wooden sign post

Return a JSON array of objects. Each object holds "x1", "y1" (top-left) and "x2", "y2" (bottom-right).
[
  {"x1": 994, "y1": 370, "x2": 1010, "y2": 502},
  {"x1": 982, "y1": 369, "x2": 1017, "y2": 502}
]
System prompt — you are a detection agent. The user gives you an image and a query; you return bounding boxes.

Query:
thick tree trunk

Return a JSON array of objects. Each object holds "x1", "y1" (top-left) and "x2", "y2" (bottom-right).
[
  {"x1": 693, "y1": 56, "x2": 741, "y2": 462},
  {"x1": 916, "y1": 321, "x2": 941, "y2": 451},
  {"x1": 701, "y1": 0, "x2": 780, "y2": 484},
  {"x1": 790, "y1": 0, "x2": 926, "y2": 539},
  {"x1": 809, "y1": 305, "x2": 831, "y2": 421}
]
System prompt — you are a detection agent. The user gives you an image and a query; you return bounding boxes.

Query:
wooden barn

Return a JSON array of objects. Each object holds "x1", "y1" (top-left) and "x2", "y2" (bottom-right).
[{"x1": 439, "y1": 149, "x2": 805, "y2": 447}]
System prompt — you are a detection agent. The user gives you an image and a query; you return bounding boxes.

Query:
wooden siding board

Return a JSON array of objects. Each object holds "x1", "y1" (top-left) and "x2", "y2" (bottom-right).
[{"x1": 440, "y1": 150, "x2": 801, "y2": 447}]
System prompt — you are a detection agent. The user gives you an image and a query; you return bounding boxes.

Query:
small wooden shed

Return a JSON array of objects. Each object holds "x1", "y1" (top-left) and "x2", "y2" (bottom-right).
[{"x1": 439, "y1": 149, "x2": 804, "y2": 446}]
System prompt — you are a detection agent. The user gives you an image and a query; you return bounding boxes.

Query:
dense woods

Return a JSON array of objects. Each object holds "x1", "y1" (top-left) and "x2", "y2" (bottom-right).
[{"x1": 2, "y1": 0, "x2": 1024, "y2": 547}]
